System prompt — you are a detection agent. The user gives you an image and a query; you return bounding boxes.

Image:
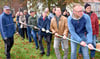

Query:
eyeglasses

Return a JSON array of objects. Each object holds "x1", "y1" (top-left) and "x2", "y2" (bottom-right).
[{"x1": 74, "y1": 10, "x2": 83, "y2": 13}]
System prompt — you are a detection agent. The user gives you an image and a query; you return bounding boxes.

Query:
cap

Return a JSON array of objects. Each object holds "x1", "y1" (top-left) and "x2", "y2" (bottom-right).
[
  {"x1": 3, "y1": 6, "x2": 10, "y2": 10},
  {"x1": 24, "y1": 10, "x2": 28, "y2": 13},
  {"x1": 30, "y1": 10, "x2": 35, "y2": 13}
]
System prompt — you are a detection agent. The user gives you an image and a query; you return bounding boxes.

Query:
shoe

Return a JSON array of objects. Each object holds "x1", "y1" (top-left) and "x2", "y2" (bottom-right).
[
  {"x1": 77, "y1": 53, "x2": 82, "y2": 59},
  {"x1": 46, "y1": 53, "x2": 50, "y2": 56},
  {"x1": 7, "y1": 58, "x2": 11, "y2": 59},
  {"x1": 4, "y1": 52, "x2": 7, "y2": 56},
  {"x1": 40, "y1": 51, "x2": 45, "y2": 55},
  {"x1": 79, "y1": 53, "x2": 82, "y2": 57},
  {"x1": 91, "y1": 57, "x2": 95, "y2": 59},
  {"x1": 36, "y1": 46, "x2": 39, "y2": 50},
  {"x1": 7, "y1": 53, "x2": 10, "y2": 59}
]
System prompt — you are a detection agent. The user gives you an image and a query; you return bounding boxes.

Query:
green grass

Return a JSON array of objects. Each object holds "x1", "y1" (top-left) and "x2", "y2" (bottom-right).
[{"x1": 0, "y1": 34, "x2": 100, "y2": 59}]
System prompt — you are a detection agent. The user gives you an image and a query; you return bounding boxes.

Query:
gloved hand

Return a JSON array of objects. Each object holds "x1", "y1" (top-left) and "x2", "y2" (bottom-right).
[
  {"x1": 42, "y1": 28, "x2": 45, "y2": 32},
  {"x1": 63, "y1": 35, "x2": 67, "y2": 39},
  {"x1": 46, "y1": 30, "x2": 50, "y2": 33},
  {"x1": 4, "y1": 37, "x2": 7, "y2": 40},
  {"x1": 55, "y1": 33, "x2": 59, "y2": 37},
  {"x1": 34, "y1": 26, "x2": 37, "y2": 29},
  {"x1": 88, "y1": 44, "x2": 94, "y2": 50}
]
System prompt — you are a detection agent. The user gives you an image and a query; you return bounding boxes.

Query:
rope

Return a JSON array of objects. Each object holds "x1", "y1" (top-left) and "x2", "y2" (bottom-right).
[{"x1": 4, "y1": 22, "x2": 100, "y2": 52}]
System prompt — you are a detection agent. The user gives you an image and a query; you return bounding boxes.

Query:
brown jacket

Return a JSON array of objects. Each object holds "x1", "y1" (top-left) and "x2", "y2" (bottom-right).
[{"x1": 50, "y1": 15, "x2": 69, "y2": 37}]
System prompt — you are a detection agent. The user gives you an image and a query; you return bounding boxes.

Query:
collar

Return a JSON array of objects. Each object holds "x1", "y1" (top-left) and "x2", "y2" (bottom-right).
[
  {"x1": 55, "y1": 15, "x2": 61, "y2": 18},
  {"x1": 72, "y1": 14, "x2": 82, "y2": 20},
  {"x1": 3, "y1": 12, "x2": 11, "y2": 16}
]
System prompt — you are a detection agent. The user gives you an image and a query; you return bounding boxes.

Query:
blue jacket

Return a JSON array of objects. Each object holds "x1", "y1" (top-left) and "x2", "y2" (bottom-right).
[
  {"x1": 0, "y1": 12, "x2": 15, "y2": 39},
  {"x1": 68, "y1": 14, "x2": 92, "y2": 44},
  {"x1": 37, "y1": 16, "x2": 50, "y2": 36}
]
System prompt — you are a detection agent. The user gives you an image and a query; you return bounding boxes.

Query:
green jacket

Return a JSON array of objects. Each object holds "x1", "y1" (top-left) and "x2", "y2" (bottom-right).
[{"x1": 28, "y1": 15, "x2": 37, "y2": 31}]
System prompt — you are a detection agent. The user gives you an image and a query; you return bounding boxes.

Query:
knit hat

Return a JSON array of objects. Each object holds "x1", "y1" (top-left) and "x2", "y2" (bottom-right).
[{"x1": 84, "y1": 3, "x2": 91, "y2": 9}]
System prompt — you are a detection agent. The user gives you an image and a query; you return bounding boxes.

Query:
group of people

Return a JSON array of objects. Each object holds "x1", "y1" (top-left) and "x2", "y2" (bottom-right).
[{"x1": 0, "y1": 3, "x2": 99, "y2": 59}]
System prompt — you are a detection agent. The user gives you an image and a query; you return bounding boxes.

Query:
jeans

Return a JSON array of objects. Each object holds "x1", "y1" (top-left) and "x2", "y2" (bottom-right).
[
  {"x1": 54, "y1": 37, "x2": 68, "y2": 59},
  {"x1": 79, "y1": 35, "x2": 96, "y2": 58},
  {"x1": 61, "y1": 33, "x2": 70, "y2": 50},
  {"x1": 71, "y1": 41, "x2": 89, "y2": 59},
  {"x1": 31, "y1": 30, "x2": 38, "y2": 48},
  {"x1": 27, "y1": 27, "x2": 32, "y2": 42}
]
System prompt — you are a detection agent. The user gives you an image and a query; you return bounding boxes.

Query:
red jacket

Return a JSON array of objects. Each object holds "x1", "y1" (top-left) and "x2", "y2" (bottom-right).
[
  {"x1": 85, "y1": 12, "x2": 99, "y2": 36},
  {"x1": 91, "y1": 12, "x2": 99, "y2": 36}
]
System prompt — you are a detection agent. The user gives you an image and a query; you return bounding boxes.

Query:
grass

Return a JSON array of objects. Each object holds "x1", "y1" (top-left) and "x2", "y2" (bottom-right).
[{"x1": 0, "y1": 33, "x2": 100, "y2": 59}]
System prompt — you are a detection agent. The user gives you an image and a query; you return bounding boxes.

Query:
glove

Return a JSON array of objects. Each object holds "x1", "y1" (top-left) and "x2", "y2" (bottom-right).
[
  {"x1": 46, "y1": 30, "x2": 50, "y2": 33},
  {"x1": 34, "y1": 26, "x2": 37, "y2": 29},
  {"x1": 4, "y1": 37, "x2": 7, "y2": 40},
  {"x1": 88, "y1": 44, "x2": 94, "y2": 50},
  {"x1": 55, "y1": 33, "x2": 59, "y2": 37},
  {"x1": 63, "y1": 35, "x2": 67, "y2": 39},
  {"x1": 42, "y1": 28, "x2": 45, "y2": 32}
]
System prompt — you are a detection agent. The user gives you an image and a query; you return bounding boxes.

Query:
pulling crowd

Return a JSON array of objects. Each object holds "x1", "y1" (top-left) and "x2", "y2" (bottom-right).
[{"x1": 0, "y1": 3, "x2": 99, "y2": 59}]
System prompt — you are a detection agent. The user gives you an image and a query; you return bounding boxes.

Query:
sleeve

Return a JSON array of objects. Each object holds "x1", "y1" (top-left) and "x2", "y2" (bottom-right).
[
  {"x1": 28, "y1": 17, "x2": 31, "y2": 25},
  {"x1": 48, "y1": 14, "x2": 51, "y2": 20},
  {"x1": 50, "y1": 18, "x2": 55, "y2": 32},
  {"x1": 12, "y1": 17, "x2": 16, "y2": 34},
  {"x1": 24, "y1": 17, "x2": 26, "y2": 25},
  {"x1": 37, "y1": 17, "x2": 42, "y2": 29},
  {"x1": 19, "y1": 16, "x2": 22, "y2": 24},
  {"x1": 68, "y1": 16, "x2": 82, "y2": 43},
  {"x1": 85, "y1": 15, "x2": 93, "y2": 44},
  {"x1": 63, "y1": 17, "x2": 69, "y2": 37},
  {"x1": 46, "y1": 18, "x2": 50, "y2": 30},
  {"x1": 0, "y1": 16, "x2": 7, "y2": 39},
  {"x1": 95, "y1": 14, "x2": 99, "y2": 37}
]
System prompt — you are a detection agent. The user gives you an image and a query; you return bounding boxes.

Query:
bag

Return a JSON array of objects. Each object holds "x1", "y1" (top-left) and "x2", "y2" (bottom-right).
[{"x1": 96, "y1": 43, "x2": 100, "y2": 50}]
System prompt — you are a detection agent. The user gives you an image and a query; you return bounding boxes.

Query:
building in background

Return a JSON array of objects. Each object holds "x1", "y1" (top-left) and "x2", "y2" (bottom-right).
[{"x1": 0, "y1": 0, "x2": 27, "y2": 14}]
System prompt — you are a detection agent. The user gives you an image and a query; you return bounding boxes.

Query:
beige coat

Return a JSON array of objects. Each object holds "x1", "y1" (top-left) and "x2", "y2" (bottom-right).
[
  {"x1": 19, "y1": 15, "x2": 27, "y2": 28},
  {"x1": 50, "y1": 15, "x2": 69, "y2": 37}
]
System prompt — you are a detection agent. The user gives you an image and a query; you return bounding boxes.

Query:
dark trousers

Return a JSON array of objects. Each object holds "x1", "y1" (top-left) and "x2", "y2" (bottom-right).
[
  {"x1": 38, "y1": 35, "x2": 51, "y2": 54},
  {"x1": 21, "y1": 28, "x2": 28, "y2": 39},
  {"x1": 3, "y1": 36, "x2": 14, "y2": 59},
  {"x1": 17, "y1": 23, "x2": 22, "y2": 36},
  {"x1": 50, "y1": 34, "x2": 52, "y2": 43}
]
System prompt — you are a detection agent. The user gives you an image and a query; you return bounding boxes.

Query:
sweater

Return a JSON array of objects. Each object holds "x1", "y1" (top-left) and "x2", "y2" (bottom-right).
[
  {"x1": 68, "y1": 13, "x2": 92, "y2": 44},
  {"x1": 28, "y1": 15, "x2": 37, "y2": 31}
]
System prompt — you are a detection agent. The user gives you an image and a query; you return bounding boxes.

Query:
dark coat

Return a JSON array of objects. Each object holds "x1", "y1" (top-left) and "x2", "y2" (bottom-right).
[
  {"x1": 37, "y1": 16, "x2": 50, "y2": 36},
  {"x1": 0, "y1": 12, "x2": 15, "y2": 39}
]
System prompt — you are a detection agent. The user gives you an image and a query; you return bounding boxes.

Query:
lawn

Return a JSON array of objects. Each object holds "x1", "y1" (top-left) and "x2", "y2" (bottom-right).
[{"x1": 0, "y1": 33, "x2": 100, "y2": 59}]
